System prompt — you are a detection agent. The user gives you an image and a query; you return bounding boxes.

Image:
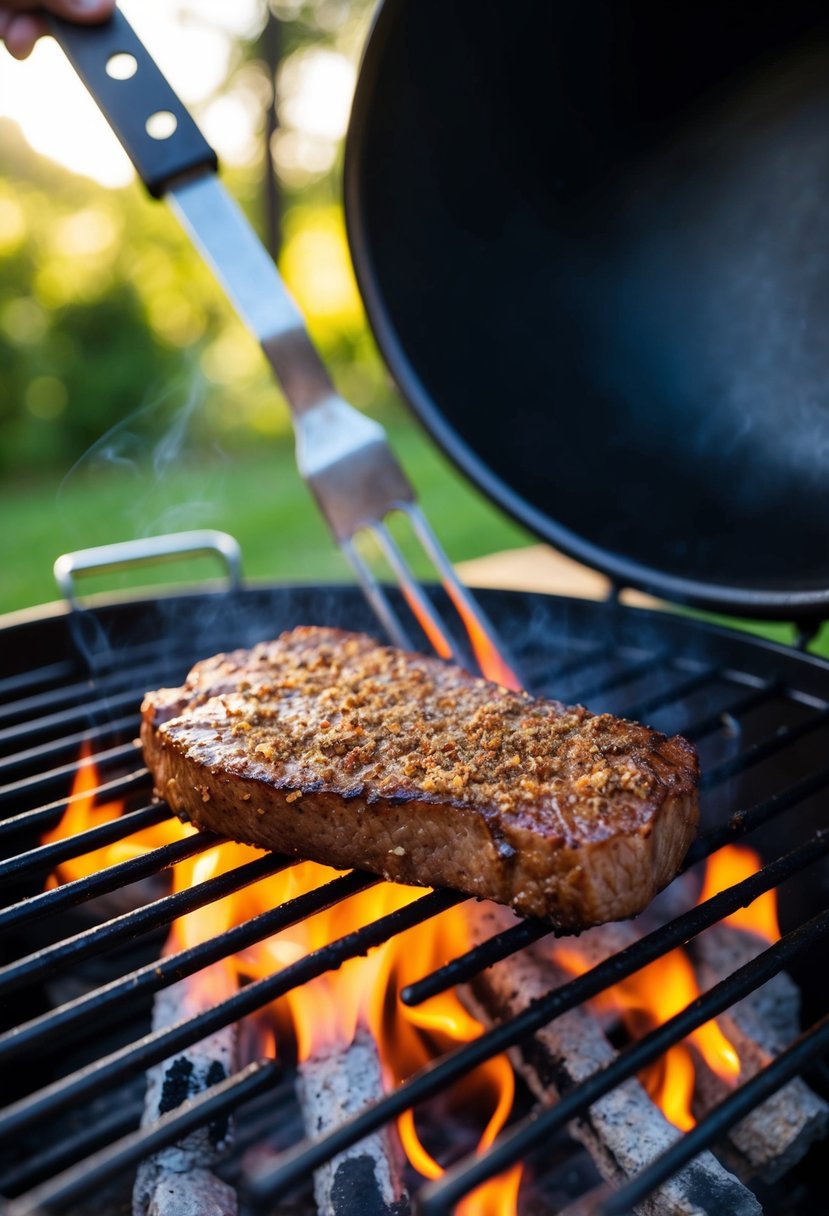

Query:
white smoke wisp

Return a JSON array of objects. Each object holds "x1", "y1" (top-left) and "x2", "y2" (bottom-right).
[
  {"x1": 58, "y1": 370, "x2": 230, "y2": 552},
  {"x1": 54, "y1": 370, "x2": 242, "y2": 672}
]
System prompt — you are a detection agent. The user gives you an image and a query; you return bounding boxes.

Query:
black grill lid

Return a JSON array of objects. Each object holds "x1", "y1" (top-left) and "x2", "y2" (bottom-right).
[{"x1": 344, "y1": 0, "x2": 829, "y2": 620}]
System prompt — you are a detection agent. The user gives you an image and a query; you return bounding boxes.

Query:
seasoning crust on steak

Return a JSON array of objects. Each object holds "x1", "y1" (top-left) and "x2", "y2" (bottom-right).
[{"x1": 140, "y1": 626, "x2": 699, "y2": 927}]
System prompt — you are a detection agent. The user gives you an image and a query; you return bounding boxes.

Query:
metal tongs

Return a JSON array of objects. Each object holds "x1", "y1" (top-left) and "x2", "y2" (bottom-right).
[{"x1": 47, "y1": 7, "x2": 519, "y2": 687}]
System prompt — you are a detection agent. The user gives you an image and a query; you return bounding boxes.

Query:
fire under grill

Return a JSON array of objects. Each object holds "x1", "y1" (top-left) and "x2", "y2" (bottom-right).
[{"x1": 1, "y1": 583, "x2": 828, "y2": 1215}]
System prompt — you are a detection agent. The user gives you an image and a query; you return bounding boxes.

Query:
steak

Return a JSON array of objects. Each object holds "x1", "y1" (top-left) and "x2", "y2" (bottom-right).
[{"x1": 140, "y1": 626, "x2": 699, "y2": 927}]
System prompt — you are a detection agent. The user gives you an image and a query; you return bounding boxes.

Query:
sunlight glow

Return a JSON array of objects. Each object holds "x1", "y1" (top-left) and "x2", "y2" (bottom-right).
[
  {"x1": 278, "y1": 48, "x2": 355, "y2": 140},
  {"x1": 0, "y1": 0, "x2": 260, "y2": 188},
  {"x1": 0, "y1": 197, "x2": 26, "y2": 253},
  {"x1": 0, "y1": 38, "x2": 133, "y2": 188},
  {"x1": 1, "y1": 1, "x2": 361, "y2": 194}
]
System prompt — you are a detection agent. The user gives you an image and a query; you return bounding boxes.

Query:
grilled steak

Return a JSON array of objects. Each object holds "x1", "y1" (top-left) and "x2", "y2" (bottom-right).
[{"x1": 141, "y1": 626, "x2": 699, "y2": 927}]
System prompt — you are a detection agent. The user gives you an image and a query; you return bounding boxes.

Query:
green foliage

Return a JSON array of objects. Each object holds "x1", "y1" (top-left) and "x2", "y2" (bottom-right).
[
  {"x1": 1, "y1": 121, "x2": 211, "y2": 472},
  {"x1": 1, "y1": 281, "x2": 184, "y2": 470}
]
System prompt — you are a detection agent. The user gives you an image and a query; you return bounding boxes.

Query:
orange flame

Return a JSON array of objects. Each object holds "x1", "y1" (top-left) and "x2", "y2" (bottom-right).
[
  {"x1": 556, "y1": 939, "x2": 740, "y2": 1131},
  {"x1": 363, "y1": 902, "x2": 520, "y2": 1212},
  {"x1": 399, "y1": 582, "x2": 454, "y2": 662},
  {"x1": 451, "y1": 592, "x2": 522, "y2": 691},
  {"x1": 48, "y1": 744, "x2": 521, "y2": 1213},
  {"x1": 697, "y1": 844, "x2": 780, "y2": 943},
  {"x1": 554, "y1": 842, "x2": 782, "y2": 1130},
  {"x1": 41, "y1": 739, "x2": 190, "y2": 884},
  {"x1": 403, "y1": 580, "x2": 521, "y2": 690},
  {"x1": 555, "y1": 942, "x2": 739, "y2": 1131}
]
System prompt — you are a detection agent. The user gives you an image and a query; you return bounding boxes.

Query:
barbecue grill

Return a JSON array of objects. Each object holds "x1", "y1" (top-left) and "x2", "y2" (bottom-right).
[
  {"x1": 4, "y1": 0, "x2": 829, "y2": 1211},
  {"x1": 1, "y1": 576, "x2": 828, "y2": 1214}
]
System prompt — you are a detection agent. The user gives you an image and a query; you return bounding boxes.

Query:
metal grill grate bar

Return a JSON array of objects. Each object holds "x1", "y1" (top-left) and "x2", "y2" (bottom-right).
[
  {"x1": 0, "y1": 654, "x2": 184, "y2": 731},
  {"x1": 0, "y1": 859, "x2": 358, "y2": 1063},
  {"x1": 2, "y1": 636, "x2": 202, "y2": 704},
  {"x1": 0, "y1": 885, "x2": 459, "y2": 1140},
  {"x1": 0, "y1": 659, "x2": 77, "y2": 702},
  {"x1": 683, "y1": 680, "x2": 780, "y2": 742},
  {"x1": 248, "y1": 829, "x2": 829, "y2": 1205},
  {"x1": 601, "y1": 1012, "x2": 829, "y2": 1216},
  {"x1": 0, "y1": 769, "x2": 150, "y2": 843},
  {"x1": 686, "y1": 760, "x2": 829, "y2": 864},
  {"x1": 610, "y1": 664, "x2": 717, "y2": 723},
  {"x1": 7, "y1": 1059, "x2": 280, "y2": 1216},
  {"x1": 418, "y1": 907, "x2": 829, "y2": 1214},
  {"x1": 0, "y1": 1097, "x2": 142, "y2": 1196},
  {"x1": 0, "y1": 741, "x2": 140, "y2": 808},
  {"x1": 401, "y1": 917, "x2": 557, "y2": 1007},
  {"x1": 0, "y1": 850, "x2": 290, "y2": 1001},
  {"x1": 0, "y1": 713, "x2": 138, "y2": 779},
  {"x1": 0, "y1": 830, "x2": 216, "y2": 933},
  {"x1": 700, "y1": 704, "x2": 829, "y2": 789},
  {"x1": 0, "y1": 802, "x2": 170, "y2": 884},
  {"x1": 1, "y1": 692, "x2": 142, "y2": 751},
  {"x1": 0, "y1": 633, "x2": 202, "y2": 706},
  {"x1": 563, "y1": 648, "x2": 672, "y2": 704},
  {"x1": 528, "y1": 641, "x2": 616, "y2": 689}
]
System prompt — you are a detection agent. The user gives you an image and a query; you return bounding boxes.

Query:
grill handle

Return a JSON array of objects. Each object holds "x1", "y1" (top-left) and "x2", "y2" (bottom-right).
[
  {"x1": 46, "y1": 9, "x2": 217, "y2": 197},
  {"x1": 53, "y1": 530, "x2": 243, "y2": 609}
]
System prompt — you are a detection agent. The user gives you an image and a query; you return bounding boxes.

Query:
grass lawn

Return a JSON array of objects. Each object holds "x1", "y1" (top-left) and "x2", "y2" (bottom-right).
[
  {"x1": 0, "y1": 407, "x2": 534, "y2": 618},
  {"x1": 4, "y1": 404, "x2": 826, "y2": 661}
]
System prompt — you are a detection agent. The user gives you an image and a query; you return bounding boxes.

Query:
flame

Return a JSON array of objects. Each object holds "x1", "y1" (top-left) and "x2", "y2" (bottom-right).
[
  {"x1": 697, "y1": 844, "x2": 780, "y2": 942},
  {"x1": 47, "y1": 758, "x2": 779, "y2": 1202},
  {"x1": 451, "y1": 592, "x2": 522, "y2": 691},
  {"x1": 553, "y1": 842, "x2": 782, "y2": 1130},
  {"x1": 229, "y1": 862, "x2": 424, "y2": 1061},
  {"x1": 223, "y1": 866, "x2": 520, "y2": 1209},
  {"x1": 399, "y1": 582, "x2": 454, "y2": 662},
  {"x1": 47, "y1": 743, "x2": 521, "y2": 1212},
  {"x1": 555, "y1": 942, "x2": 740, "y2": 1132},
  {"x1": 403, "y1": 577, "x2": 521, "y2": 690},
  {"x1": 41, "y1": 739, "x2": 190, "y2": 884},
  {"x1": 364, "y1": 903, "x2": 521, "y2": 1213}
]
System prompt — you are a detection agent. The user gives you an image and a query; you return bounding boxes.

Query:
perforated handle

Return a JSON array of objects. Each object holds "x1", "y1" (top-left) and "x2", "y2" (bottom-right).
[
  {"x1": 53, "y1": 530, "x2": 243, "y2": 608},
  {"x1": 48, "y1": 8, "x2": 217, "y2": 197}
]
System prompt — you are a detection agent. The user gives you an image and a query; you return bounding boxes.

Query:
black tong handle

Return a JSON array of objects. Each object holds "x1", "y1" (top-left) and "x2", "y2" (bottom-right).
[{"x1": 48, "y1": 8, "x2": 217, "y2": 197}]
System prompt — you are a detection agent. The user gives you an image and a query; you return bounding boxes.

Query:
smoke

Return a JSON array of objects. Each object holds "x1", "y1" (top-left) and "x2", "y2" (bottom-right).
[
  {"x1": 58, "y1": 370, "x2": 228, "y2": 548},
  {"x1": 54, "y1": 369, "x2": 238, "y2": 673}
]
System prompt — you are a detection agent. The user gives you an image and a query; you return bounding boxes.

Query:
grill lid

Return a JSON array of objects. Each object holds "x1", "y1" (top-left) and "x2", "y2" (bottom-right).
[{"x1": 344, "y1": 0, "x2": 829, "y2": 620}]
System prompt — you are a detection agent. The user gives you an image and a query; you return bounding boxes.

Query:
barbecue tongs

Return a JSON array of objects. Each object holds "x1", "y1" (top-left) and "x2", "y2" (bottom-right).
[{"x1": 48, "y1": 8, "x2": 518, "y2": 688}]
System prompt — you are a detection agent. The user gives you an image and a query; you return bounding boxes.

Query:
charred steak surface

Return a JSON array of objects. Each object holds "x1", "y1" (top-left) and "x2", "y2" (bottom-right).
[{"x1": 141, "y1": 626, "x2": 699, "y2": 926}]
